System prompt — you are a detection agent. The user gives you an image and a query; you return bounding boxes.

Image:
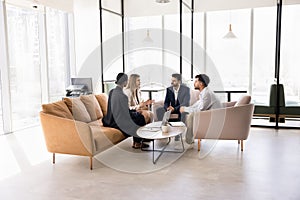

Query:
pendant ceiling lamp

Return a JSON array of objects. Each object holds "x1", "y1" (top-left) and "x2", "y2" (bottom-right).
[
  {"x1": 223, "y1": 24, "x2": 237, "y2": 39},
  {"x1": 223, "y1": 11, "x2": 237, "y2": 39},
  {"x1": 143, "y1": 29, "x2": 153, "y2": 43}
]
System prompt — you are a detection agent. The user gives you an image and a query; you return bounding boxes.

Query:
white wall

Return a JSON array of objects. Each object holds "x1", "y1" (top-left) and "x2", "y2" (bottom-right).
[
  {"x1": 73, "y1": 0, "x2": 108, "y2": 93},
  {"x1": 73, "y1": 0, "x2": 100, "y2": 76}
]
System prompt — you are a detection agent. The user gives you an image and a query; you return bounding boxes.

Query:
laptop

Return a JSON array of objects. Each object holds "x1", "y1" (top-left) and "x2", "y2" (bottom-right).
[{"x1": 146, "y1": 110, "x2": 171, "y2": 128}]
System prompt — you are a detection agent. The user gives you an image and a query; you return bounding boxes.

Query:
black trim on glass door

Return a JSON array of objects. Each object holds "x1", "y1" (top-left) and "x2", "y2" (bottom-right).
[
  {"x1": 99, "y1": 0, "x2": 104, "y2": 92},
  {"x1": 275, "y1": 0, "x2": 282, "y2": 129},
  {"x1": 121, "y1": 0, "x2": 125, "y2": 73}
]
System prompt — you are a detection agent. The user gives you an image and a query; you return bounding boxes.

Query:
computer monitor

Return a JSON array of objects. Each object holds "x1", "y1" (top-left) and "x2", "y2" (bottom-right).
[{"x1": 70, "y1": 77, "x2": 93, "y2": 94}]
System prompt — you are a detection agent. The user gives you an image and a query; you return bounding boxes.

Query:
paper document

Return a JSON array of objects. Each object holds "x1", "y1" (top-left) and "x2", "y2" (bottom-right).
[
  {"x1": 141, "y1": 127, "x2": 161, "y2": 132},
  {"x1": 145, "y1": 121, "x2": 162, "y2": 128},
  {"x1": 139, "y1": 129, "x2": 160, "y2": 138},
  {"x1": 169, "y1": 122, "x2": 185, "y2": 127}
]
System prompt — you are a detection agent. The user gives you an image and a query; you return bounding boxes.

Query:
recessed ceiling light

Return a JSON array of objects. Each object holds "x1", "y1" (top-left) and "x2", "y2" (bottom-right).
[{"x1": 156, "y1": 0, "x2": 170, "y2": 3}]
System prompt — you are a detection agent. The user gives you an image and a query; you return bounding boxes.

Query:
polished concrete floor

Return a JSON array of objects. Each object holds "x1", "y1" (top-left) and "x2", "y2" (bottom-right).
[{"x1": 0, "y1": 126, "x2": 300, "y2": 200}]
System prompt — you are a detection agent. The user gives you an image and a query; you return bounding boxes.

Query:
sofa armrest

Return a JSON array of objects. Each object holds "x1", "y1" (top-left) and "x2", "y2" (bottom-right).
[{"x1": 40, "y1": 112, "x2": 95, "y2": 156}]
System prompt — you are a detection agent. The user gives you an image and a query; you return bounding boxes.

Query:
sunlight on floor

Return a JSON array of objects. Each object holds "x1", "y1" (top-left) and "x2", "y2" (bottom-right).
[
  {"x1": 0, "y1": 126, "x2": 49, "y2": 181},
  {"x1": 0, "y1": 137, "x2": 21, "y2": 180}
]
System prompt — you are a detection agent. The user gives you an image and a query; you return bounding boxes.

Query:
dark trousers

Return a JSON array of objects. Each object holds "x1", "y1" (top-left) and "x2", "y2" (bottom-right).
[{"x1": 130, "y1": 110, "x2": 146, "y2": 143}]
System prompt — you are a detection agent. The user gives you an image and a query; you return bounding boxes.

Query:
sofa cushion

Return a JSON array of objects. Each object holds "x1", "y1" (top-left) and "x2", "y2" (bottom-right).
[
  {"x1": 88, "y1": 119, "x2": 103, "y2": 127},
  {"x1": 89, "y1": 125, "x2": 125, "y2": 152},
  {"x1": 235, "y1": 95, "x2": 251, "y2": 106},
  {"x1": 64, "y1": 97, "x2": 91, "y2": 123},
  {"x1": 95, "y1": 93, "x2": 108, "y2": 116},
  {"x1": 42, "y1": 100, "x2": 73, "y2": 119},
  {"x1": 80, "y1": 95, "x2": 103, "y2": 120}
]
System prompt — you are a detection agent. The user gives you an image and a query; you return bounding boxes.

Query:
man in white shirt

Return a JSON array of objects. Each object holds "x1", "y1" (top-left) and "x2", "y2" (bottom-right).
[{"x1": 180, "y1": 74, "x2": 222, "y2": 145}]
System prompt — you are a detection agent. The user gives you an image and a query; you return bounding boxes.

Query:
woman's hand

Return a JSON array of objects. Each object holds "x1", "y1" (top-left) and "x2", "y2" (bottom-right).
[
  {"x1": 144, "y1": 99, "x2": 154, "y2": 105},
  {"x1": 138, "y1": 99, "x2": 154, "y2": 110}
]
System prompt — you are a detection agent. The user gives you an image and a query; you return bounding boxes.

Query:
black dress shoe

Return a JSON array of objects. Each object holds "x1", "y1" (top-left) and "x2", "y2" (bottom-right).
[
  {"x1": 141, "y1": 142, "x2": 149, "y2": 148},
  {"x1": 132, "y1": 142, "x2": 150, "y2": 149},
  {"x1": 142, "y1": 138, "x2": 153, "y2": 143}
]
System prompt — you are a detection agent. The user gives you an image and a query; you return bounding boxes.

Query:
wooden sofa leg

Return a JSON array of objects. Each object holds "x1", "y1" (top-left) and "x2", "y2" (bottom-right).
[
  {"x1": 238, "y1": 140, "x2": 240, "y2": 144},
  {"x1": 90, "y1": 156, "x2": 93, "y2": 170},
  {"x1": 53, "y1": 153, "x2": 55, "y2": 164},
  {"x1": 241, "y1": 140, "x2": 244, "y2": 152},
  {"x1": 198, "y1": 139, "x2": 201, "y2": 151}
]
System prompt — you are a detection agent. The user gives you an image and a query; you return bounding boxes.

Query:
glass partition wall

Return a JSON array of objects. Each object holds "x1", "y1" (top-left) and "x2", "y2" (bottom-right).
[
  {"x1": 100, "y1": 0, "x2": 300, "y2": 129},
  {"x1": 100, "y1": 0, "x2": 123, "y2": 93},
  {"x1": 100, "y1": 0, "x2": 195, "y2": 101}
]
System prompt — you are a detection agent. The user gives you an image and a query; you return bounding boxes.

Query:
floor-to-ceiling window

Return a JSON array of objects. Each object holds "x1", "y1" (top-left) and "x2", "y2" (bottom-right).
[
  {"x1": 164, "y1": 13, "x2": 179, "y2": 76},
  {"x1": 251, "y1": 7, "x2": 277, "y2": 106},
  {"x1": 280, "y1": 4, "x2": 300, "y2": 107},
  {"x1": 250, "y1": 7, "x2": 277, "y2": 127},
  {"x1": 0, "y1": 74, "x2": 3, "y2": 134},
  {"x1": 102, "y1": 2, "x2": 300, "y2": 128},
  {"x1": 206, "y1": 9, "x2": 251, "y2": 101},
  {"x1": 0, "y1": 3, "x2": 73, "y2": 133},
  {"x1": 6, "y1": 5, "x2": 42, "y2": 130},
  {"x1": 182, "y1": 5, "x2": 192, "y2": 81},
  {"x1": 126, "y1": 16, "x2": 162, "y2": 76},
  {"x1": 0, "y1": 1, "x2": 4, "y2": 134},
  {"x1": 100, "y1": 3, "x2": 123, "y2": 93},
  {"x1": 125, "y1": 15, "x2": 163, "y2": 100},
  {"x1": 46, "y1": 7, "x2": 70, "y2": 102},
  {"x1": 279, "y1": 4, "x2": 300, "y2": 127}
]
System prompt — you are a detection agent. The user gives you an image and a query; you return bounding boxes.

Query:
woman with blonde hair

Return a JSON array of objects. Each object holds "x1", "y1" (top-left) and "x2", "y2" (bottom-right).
[{"x1": 124, "y1": 74, "x2": 154, "y2": 124}]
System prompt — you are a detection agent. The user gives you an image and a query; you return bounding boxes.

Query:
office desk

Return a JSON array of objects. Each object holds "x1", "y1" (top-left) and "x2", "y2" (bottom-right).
[{"x1": 214, "y1": 90, "x2": 247, "y2": 102}]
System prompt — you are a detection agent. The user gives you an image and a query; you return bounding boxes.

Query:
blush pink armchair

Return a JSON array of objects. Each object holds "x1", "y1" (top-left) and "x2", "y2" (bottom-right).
[{"x1": 193, "y1": 96, "x2": 254, "y2": 151}]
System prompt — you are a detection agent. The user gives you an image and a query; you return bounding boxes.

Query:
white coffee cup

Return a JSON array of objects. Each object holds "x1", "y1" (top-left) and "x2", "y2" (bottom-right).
[{"x1": 161, "y1": 125, "x2": 169, "y2": 133}]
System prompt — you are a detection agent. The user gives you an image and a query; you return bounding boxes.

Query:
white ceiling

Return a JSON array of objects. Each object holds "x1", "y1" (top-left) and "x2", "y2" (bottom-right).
[
  {"x1": 4, "y1": 0, "x2": 73, "y2": 12},
  {"x1": 104, "y1": 0, "x2": 300, "y2": 17},
  {"x1": 4, "y1": 0, "x2": 300, "y2": 15}
]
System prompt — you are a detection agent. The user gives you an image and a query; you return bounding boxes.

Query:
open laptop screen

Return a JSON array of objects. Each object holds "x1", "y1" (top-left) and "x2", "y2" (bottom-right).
[
  {"x1": 161, "y1": 110, "x2": 171, "y2": 126},
  {"x1": 145, "y1": 110, "x2": 172, "y2": 128}
]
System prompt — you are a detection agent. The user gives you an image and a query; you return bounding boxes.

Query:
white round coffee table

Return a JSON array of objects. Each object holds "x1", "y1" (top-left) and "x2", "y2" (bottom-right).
[{"x1": 137, "y1": 122, "x2": 187, "y2": 164}]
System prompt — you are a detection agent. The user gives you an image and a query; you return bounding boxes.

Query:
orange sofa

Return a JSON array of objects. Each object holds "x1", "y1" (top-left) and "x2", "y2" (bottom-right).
[{"x1": 40, "y1": 94, "x2": 126, "y2": 170}]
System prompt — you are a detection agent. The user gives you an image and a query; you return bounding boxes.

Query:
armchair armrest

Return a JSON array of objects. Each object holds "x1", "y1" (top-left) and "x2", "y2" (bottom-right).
[
  {"x1": 223, "y1": 101, "x2": 237, "y2": 107},
  {"x1": 193, "y1": 104, "x2": 254, "y2": 140}
]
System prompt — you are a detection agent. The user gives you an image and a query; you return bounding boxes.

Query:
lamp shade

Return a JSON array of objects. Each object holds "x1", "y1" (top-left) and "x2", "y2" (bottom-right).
[
  {"x1": 223, "y1": 24, "x2": 237, "y2": 39},
  {"x1": 143, "y1": 29, "x2": 153, "y2": 43}
]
